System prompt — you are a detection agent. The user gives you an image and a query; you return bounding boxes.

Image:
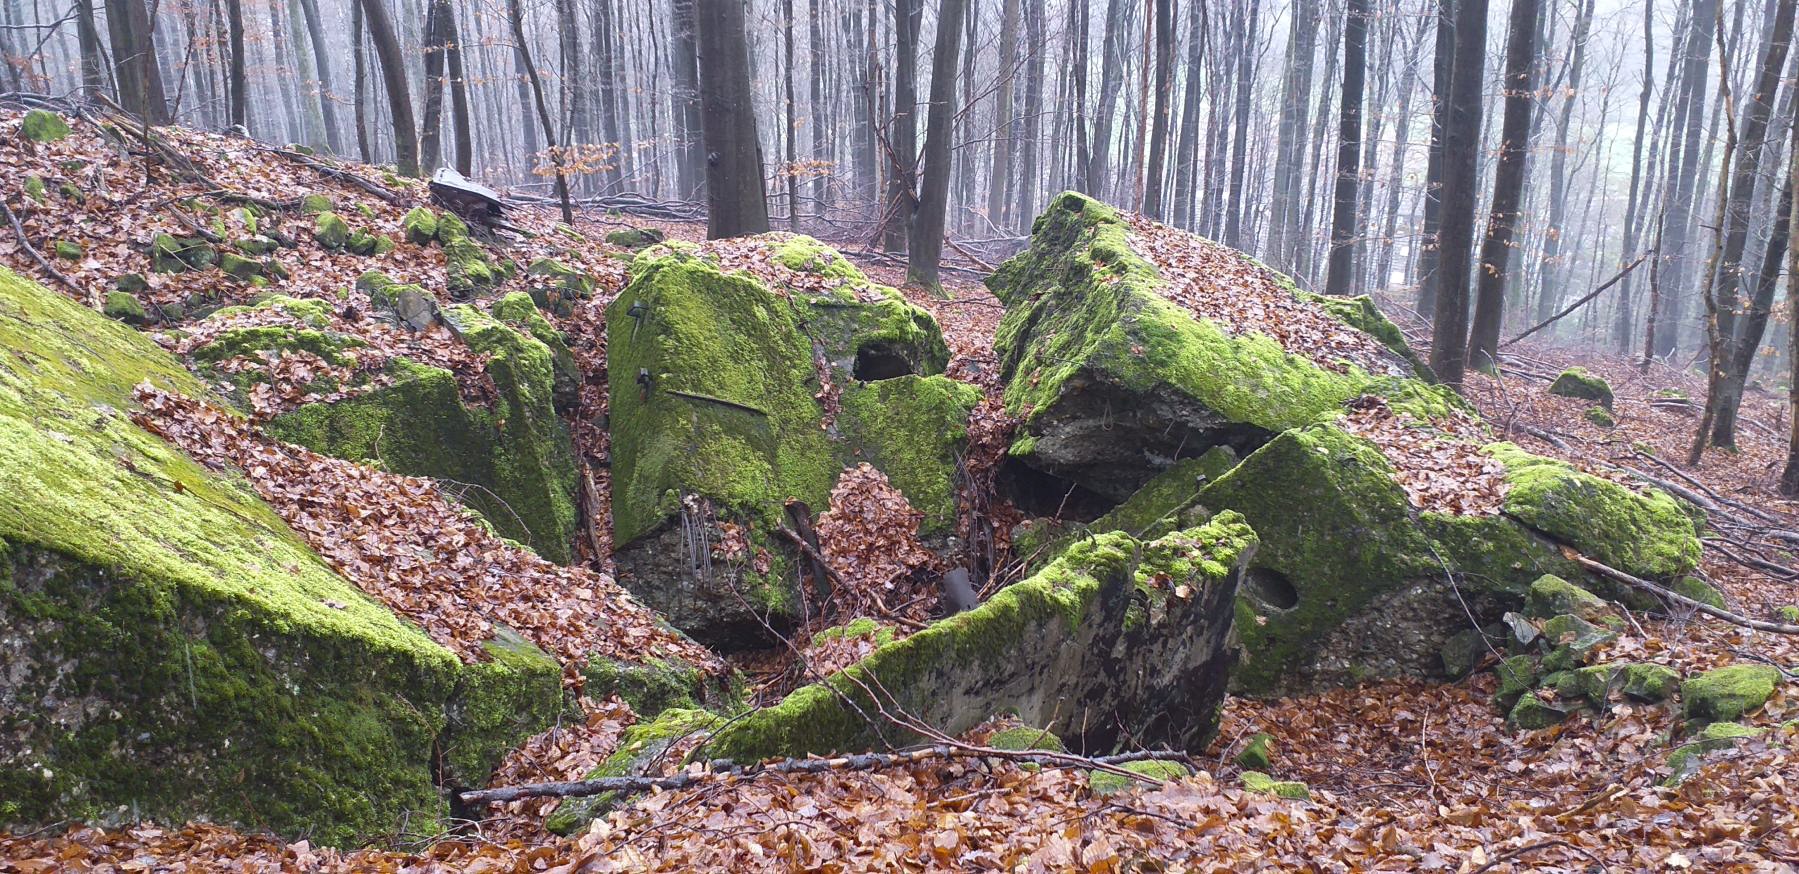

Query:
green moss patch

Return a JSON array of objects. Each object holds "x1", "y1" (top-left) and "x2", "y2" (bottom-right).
[{"x1": 1682, "y1": 664, "x2": 1781, "y2": 722}]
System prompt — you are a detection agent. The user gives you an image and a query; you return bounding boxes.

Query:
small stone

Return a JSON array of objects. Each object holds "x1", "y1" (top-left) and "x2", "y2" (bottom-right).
[
  {"x1": 1538, "y1": 614, "x2": 1617, "y2": 673},
  {"x1": 314, "y1": 211, "x2": 350, "y2": 250},
  {"x1": 51, "y1": 240, "x2": 82, "y2": 260},
  {"x1": 1672, "y1": 576, "x2": 1726, "y2": 610},
  {"x1": 392, "y1": 289, "x2": 440, "y2": 332},
  {"x1": 1777, "y1": 606, "x2": 1799, "y2": 624},
  {"x1": 235, "y1": 235, "x2": 279, "y2": 255},
  {"x1": 345, "y1": 231, "x2": 381, "y2": 256},
  {"x1": 1620, "y1": 663, "x2": 1680, "y2": 702},
  {"x1": 370, "y1": 235, "x2": 396, "y2": 255},
  {"x1": 1493, "y1": 654, "x2": 1540, "y2": 710},
  {"x1": 1508, "y1": 692, "x2": 1573, "y2": 730},
  {"x1": 1682, "y1": 664, "x2": 1780, "y2": 721},
  {"x1": 1584, "y1": 405, "x2": 1615, "y2": 428},
  {"x1": 21, "y1": 109, "x2": 70, "y2": 143},
  {"x1": 605, "y1": 227, "x2": 667, "y2": 250},
  {"x1": 1089, "y1": 760, "x2": 1190, "y2": 796},
  {"x1": 401, "y1": 206, "x2": 439, "y2": 244},
  {"x1": 1524, "y1": 575, "x2": 1608, "y2": 621},
  {"x1": 218, "y1": 252, "x2": 264, "y2": 280},
  {"x1": 1549, "y1": 367, "x2": 1614, "y2": 409},
  {"x1": 23, "y1": 174, "x2": 46, "y2": 202},
  {"x1": 988, "y1": 726, "x2": 1065, "y2": 753},
  {"x1": 1664, "y1": 722, "x2": 1766, "y2": 786},
  {"x1": 1239, "y1": 771, "x2": 1309, "y2": 800},
  {"x1": 1234, "y1": 732, "x2": 1274, "y2": 770},
  {"x1": 102, "y1": 290, "x2": 147, "y2": 324},
  {"x1": 435, "y1": 211, "x2": 469, "y2": 244},
  {"x1": 1553, "y1": 664, "x2": 1619, "y2": 707},
  {"x1": 114, "y1": 273, "x2": 148, "y2": 294},
  {"x1": 300, "y1": 193, "x2": 335, "y2": 215}
]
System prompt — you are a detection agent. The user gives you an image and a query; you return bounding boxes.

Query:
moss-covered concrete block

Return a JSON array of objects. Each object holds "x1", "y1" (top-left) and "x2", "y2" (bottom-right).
[
  {"x1": 218, "y1": 251, "x2": 265, "y2": 280},
  {"x1": 442, "y1": 627, "x2": 564, "y2": 789},
  {"x1": 582, "y1": 653, "x2": 738, "y2": 719},
  {"x1": 1508, "y1": 692, "x2": 1574, "y2": 730},
  {"x1": 1550, "y1": 367, "x2": 1613, "y2": 409},
  {"x1": 0, "y1": 267, "x2": 542, "y2": 846},
  {"x1": 491, "y1": 292, "x2": 580, "y2": 412},
  {"x1": 699, "y1": 517, "x2": 1254, "y2": 763},
  {"x1": 102, "y1": 291, "x2": 147, "y2": 325},
  {"x1": 606, "y1": 238, "x2": 969, "y2": 645},
  {"x1": 266, "y1": 306, "x2": 580, "y2": 564},
  {"x1": 1682, "y1": 665, "x2": 1781, "y2": 722}
]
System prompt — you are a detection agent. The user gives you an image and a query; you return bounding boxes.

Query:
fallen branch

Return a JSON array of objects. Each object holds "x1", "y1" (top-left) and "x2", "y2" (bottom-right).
[
  {"x1": 460, "y1": 746, "x2": 1194, "y2": 806},
  {"x1": 0, "y1": 199, "x2": 81, "y2": 295},
  {"x1": 1502, "y1": 254, "x2": 1648, "y2": 347},
  {"x1": 1569, "y1": 551, "x2": 1799, "y2": 634},
  {"x1": 268, "y1": 147, "x2": 410, "y2": 206}
]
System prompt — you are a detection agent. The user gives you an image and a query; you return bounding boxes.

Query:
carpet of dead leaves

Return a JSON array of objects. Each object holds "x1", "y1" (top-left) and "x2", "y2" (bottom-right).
[
  {"x1": 1125, "y1": 214, "x2": 1414, "y2": 379},
  {"x1": 1338, "y1": 395, "x2": 1512, "y2": 516},
  {"x1": 129, "y1": 385, "x2": 716, "y2": 678}
]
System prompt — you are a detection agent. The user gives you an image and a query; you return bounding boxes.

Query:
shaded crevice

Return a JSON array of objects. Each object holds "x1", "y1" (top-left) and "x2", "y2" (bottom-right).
[{"x1": 852, "y1": 342, "x2": 917, "y2": 381}]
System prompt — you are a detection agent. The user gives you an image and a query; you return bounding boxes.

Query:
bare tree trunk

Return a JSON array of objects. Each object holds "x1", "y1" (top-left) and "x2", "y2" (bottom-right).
[
  {"x1": 809, "y1": 0, "x2": 827, "y2": 215},
  {"x1": 225, "y1": 0, "x2": 247, "y2": 129},
  {"x1": 1086, "y1": 0, "x2": 1129, "y2": 196},
  {"x1": 296, "y1": 0, "x2": 343, "y2": 153},
  {"x1": 1780, "y1": 130, "x2": 1799, "y2": 494},
  {"x1": 1614, "y1": 0, "x2": 1656, "y2": 352},
  {"x1": 697, "y1": 0, "x2": 770, "y2": 238},
  {"x1": 671, "y1": 0, "x2": 703, "y2": 198},
  {"x1": 1223, "y1": 0, "x2": 1260, "y2": 245},
  {"x1": 1268, "y1": 0, "x2": 1319, "y2": 268},
  {"x1": 1707, "y1": 0, "x2": 1795, "y2": 448},
  {"x1": 506, "y1": 0, "x2": 570, "y2": 219},
  {"x1": 353, "y1": 0, "x2": 371, "y2": 161},
  {"x1": 1428, "y1": 0, "x2": 1488, "y2": 385},
  {"x1": 881, "y1": 0, "x2": 920, "y2": 250},
  {"x1": 444, "y1": 0, "x2": 473, "y2": 176},
  {"x1": 75, "y1": 0, "x2": 105, "y2": 97},
  {"x1": 285, "y1": 0, "x2": 328, "y2": 149},
  {"x1": 1415, "y1": 0, "x2": 1453, "y2": 316},
  {"x1": 1139, "y1": 0, "x2": 1174, "y2": 220},
  {"x1": 906, "y1": 0, "x2": 969, "y2": 291},
  {"x1": 359, "y1": 0, "x2": 420, "y2": 176},
  {"x1": 1170, "y1": 0, "x2": 1205, "y2": 228},
  {"x1": 1533, "y1": 0, "x2": 1595, "y2": 322},
  {"x1": 784, "y1": 0, "x2": 799, "y2": 228},
  {"x1": 990, "y1": 0, "x2": 1022, "y2": 227},
  {"x1": 1324, "y1": 0, "x2": 1369, "y2": 296},
  {"x1": 106, "y1": 0, "x2": 170, "y2": 124},
  {"x1": 420, "y1": 0, "x2": 451, "y2": 171},
  {"x1": 1467, "y1": 0, "x2": 1541, "y2": 371},
  {"x1": 1013, "y1": 0, "x2": 1046, "y2": 231},
  {"x1": 1654, "y1": 0, "x2": 1722, "y2": 359},
  {"x1": 1690, "y1": 17, "x2": 1740, "y2": 467}
]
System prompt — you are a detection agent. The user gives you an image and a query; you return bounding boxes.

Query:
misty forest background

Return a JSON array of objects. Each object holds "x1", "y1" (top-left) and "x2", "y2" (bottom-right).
[{"x1": 6, "y1": 0, "x2": 1799, "y2": 475}]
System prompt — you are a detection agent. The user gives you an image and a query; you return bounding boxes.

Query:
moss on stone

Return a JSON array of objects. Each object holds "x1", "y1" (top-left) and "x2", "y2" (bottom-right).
[
  {"x1": 0, "y1": 267, "x2": 469, "y2": 846},
  {"x1": 1777, "y1": 606, "x2": 1799, "y2": 624},
  {"x1": 442, "y1": 627, "x2": 564, "y2": 788},
  {"x1": 102, "y1": 291, "x2": 147, "y2": 325},
  {"x1": 1508, "y1": 692, "x2": 1574, "y2": 730},
  {"x1": 699, "y1": 517, "x2": 1254, "y2": 763},
  {"x1": 582, "y1": 654, "x2": 738, "y2": 719},
  {"x1": 1673, "y1": 576, "x2": 1726, "y2": 610},
  {"x1": 1550, "y1": 368, "x2": 1613, "y2": 409},
  {"x1": 21, "y1": 109, "x2": 70, "y2": 143},
  {"x1": 989, "y1": 726, "x2": 1066, "y2": 753},
  {"x1": 1664, "y1": 722, "x2": 1766, "y2": 785},
  {"x1": 300, "y1": 193, "x2": 334, "y2": 215},
  {"x1": 1234, "y1": 732, "x2": 1274, "y2": 770},
  {"x1": 1089, "y1": 760, "x2": 1191, "y2": 795},
  {"x1": 23, "y1": 174, "x2": 45, "y2": 202},
  {"x1": 51, "y1": 240, "x2": 82, "y2": 260},
  {"x1": 1493, "y1": 654, "x2": 1541, "y2": 710},
  {"x1": 1584, "y1": 406, "x2": 1616, "y2": 428},
  {"x1": 436, "y1": 211, "x2": 469, "y2": 244},
  {"x1": 544, "y1": 708, "x2": 724, "y2": 834},
  {"x1": 1524, "y1": 574, "x2": 1608, "y2": 621},
  {"x1": 1621, "y1": 663, "x2": 1680, "y2": 702},
  {"x1": 401, "y1": 207, "x2": 439, "y2": 244},
  {"x1": 1537, "y1": 613, "x2": 1617, "y2": 673},
  {"x1": 1239, "y1": 771, "x2": 1310, "y2": 800},
  {"x1": 314, "y1": 211, "x2": 350, "y2": 250},
  {"x1": 150, "y1": 233, "x2": 216, "y2": 273},
  {"x1": 218, "y1": 252, "x2": 265, "y2": 280},
  {"x1": 269, "y1": 315, "x2": 579, "y2": 564},
  {"x1": 1487, "y1": 443, "x2": 1701, "y2": 582},
  {"x1": 1296, "y1": 291, "x2": 1435, "y2": 381},
  {"x1": 605, "y1": 227, "x2": 666, "y2": 250},
  {"x1": 1682, "y1": 664, "x2": 1780, "y2": 722},
  {"x1": 491, "y1": 292, "x2": 580, "y2": 412},
  {"x1": 838, "y1": 376, "x2": 980, "y2": 534},
  {"x1": 524, "y1": 259, "x2": 593, "y2": 317},
  {"x1": 444, "y1": 239, "x2": 498, "y2": 299}
]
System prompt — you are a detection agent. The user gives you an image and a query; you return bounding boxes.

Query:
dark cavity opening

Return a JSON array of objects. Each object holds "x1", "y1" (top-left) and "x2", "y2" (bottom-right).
[
  {"x1": 999, "y1": 458, "x2": 1114, "y2": 523},
  {"x1": 1243, "y1": 567, "x2": 1299, "y2": 610},
  {"x1": 853, "y1": 343, "x2": 915, "y2": 381}
]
